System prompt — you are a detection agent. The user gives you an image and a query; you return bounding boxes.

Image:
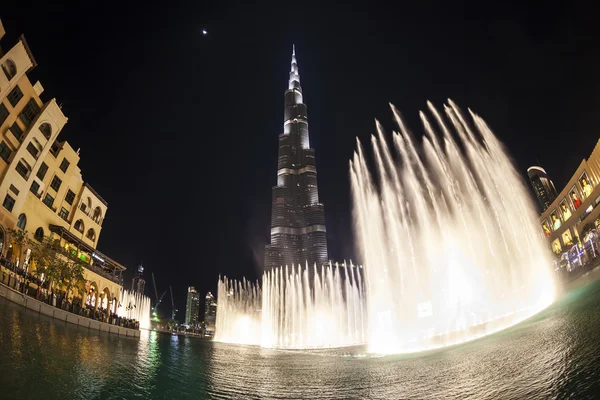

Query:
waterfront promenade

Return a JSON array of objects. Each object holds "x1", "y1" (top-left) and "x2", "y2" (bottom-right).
[{"x1": 0, "y1": 277, "x2": 140, "y2": 337}]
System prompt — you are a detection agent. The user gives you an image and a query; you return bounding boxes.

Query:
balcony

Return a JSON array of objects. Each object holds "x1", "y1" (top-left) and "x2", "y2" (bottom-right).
[
  {"x1": 48, "y1": 224, "x2": 126, "y2": 286},
  {"x1": 80, "y1": 203, "x2": 103, "y2": 225}
]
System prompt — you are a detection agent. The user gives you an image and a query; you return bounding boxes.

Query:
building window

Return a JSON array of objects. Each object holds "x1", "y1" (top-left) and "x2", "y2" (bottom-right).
[
  {"x1": 86, "y1": 229, "x2": 96, "y2": 241},
  {"x1": 26, "y1": 142, "x2": 39, "y2": 159},
  {"x1": 50, "y1": 176, "x2": 62, "y2": 191},
  {"x1": 30, "y1": 180, "x2": 40, "y2": 196},
  {"x1": 34, "y1": 227, "x2": 44, "y2": 242},
  {"x1": 9, "y1": 123, "x2": 24, "y2": 141},
  {"x1": 0, "y1": 141, "x2": 12, "y2": 163},
  {"x1": 0, "y1": 102, "x2": 9, "y2": 126},
  {"x1": 7, "y1": 85, "x2": 23, "y2": 107},
  {"x1": 59, "y1": 207, "x2": 69, "y2": 221},
  {"x1": 2, "y1": 59, "x2": 17, "y2": 80},
  {"x1": 18, "y1": 99, "x2": 41, "y2": 128},
  {"x1": 9, "y1": 185, "x2": 19, "y2": 196},
  {"x1": 74, "y1": 219, "x2": 84, "y2": 233},
  {"x1": 15, "y1": 161, "x2": 30, "y2": 180},
  {"x1": 39, "y1": 123, "x2": 52, "y2": 139},
  {"x1": 93, "y1": 206, "x2": 102, "y2": 223},
  {"x1": 37, "y1": 162, "x2": 48, "y2": 180},
  {"x1": 49, "y1": 141, "x2": 61, "y2": 157},
  {"x1": 65, "y1": 189, "x2": 75, "y2": 205},
  {"x1": 59, "y1": 158, "x2": 70, "y2": 173},
  {"x1": 2, "y1": 194, "x2": 15, "y2": 212},
  {"x1": 43, "y1": 193, "x2": 54, "y2": 208},
  {"x1": 16, "y1": 213, "x2": 27, "y2": 230}
]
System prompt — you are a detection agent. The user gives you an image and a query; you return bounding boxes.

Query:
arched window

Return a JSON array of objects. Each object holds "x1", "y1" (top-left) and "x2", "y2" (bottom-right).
[
  {"x1": 39, "y1": 123, "x2": 52, "y2": 140},
  {"x1": 93, "y1": 206, "x2": 102, "y2": 223},
  {"x1": 17, "y1": 213, "x2": 27, "y2": 230},
  {"x1": 86, "y1": 228, "x2": 96, "y2": 241},
  {"x1": 34, "y1": 227, "x2": 44, "y2": 242},
  {"x1": 2, "y1": 59, "x2": 17, "y2": 80},
  {"x1": 74, "y1": 219, "x2": 84, "y2": 233}
]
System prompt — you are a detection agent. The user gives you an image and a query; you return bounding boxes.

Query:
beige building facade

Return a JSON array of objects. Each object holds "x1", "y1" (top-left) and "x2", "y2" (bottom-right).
[
  {"x1": 0, "y1": 22, "x2": 125, "y2": 310},
  {"x1": 537, "y1": 139, "x2": 600, "y2": 267}
]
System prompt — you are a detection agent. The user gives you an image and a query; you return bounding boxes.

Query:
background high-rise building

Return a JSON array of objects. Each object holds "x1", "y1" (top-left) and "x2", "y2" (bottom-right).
[
  {"x1": 528, "y1": 166, "x2": 558, "y2": 211},
  {"x1": 131, "y1": 264, "x2": 145, "y2": 295},
  {"x1": 204, "y1": 291, "x2": 217, "y2": 336},
  {"x1": 185, "y1": 286, "x2": 200, "y2": 327},
  {"x1": 264, "y1": 47, "x2": 328, "y2": 274}
]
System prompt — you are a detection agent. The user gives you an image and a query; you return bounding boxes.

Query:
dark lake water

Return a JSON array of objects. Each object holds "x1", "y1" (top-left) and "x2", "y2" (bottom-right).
[{"x1": 1, "y1": 272, "x2": 600, "y2": 399}]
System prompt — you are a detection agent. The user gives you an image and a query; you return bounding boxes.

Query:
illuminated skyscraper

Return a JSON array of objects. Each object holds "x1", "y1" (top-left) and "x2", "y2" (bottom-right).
[
  {"x1": 264, "y1": 46, "x2": 328, "y2": 273},
  {"x1": 131, "y1": 264, "x2": 145, "y2": 295},
  {"x1": 528, "y1": 166, "x2": 558, "y2": 212},
  {"x1": 204, "y1": 291, "x2": 217, "y2": 336},
  {"x1": 185, "y1": 286, "x2": 200, "y2": 327}
]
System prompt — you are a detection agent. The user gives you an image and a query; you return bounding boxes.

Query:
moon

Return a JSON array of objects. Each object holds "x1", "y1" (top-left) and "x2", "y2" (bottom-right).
[{"x1": 202, "y1": 29, "x2": 208, "y2": 35}]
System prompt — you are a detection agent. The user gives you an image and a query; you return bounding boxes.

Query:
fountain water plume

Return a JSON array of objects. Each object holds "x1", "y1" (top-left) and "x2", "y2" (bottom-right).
[
  {"x1": 350, "y1": 101, "x2": 556, "y2": 354},
  {"x1": 261, "y1": 262, "x2": 367, "y2": 349},
  {"x1": 215, "y1": 277, "x2": 262, "y2": 345},
  {"x1": 214, "y1": 262, "x2": 367, "y2": 349},
  {"x1": 117, "y1": 289, "x2": 151, "y2": 330}
]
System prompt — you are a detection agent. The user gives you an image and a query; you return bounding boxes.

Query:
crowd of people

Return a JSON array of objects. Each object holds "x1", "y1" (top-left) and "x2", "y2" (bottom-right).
[{"x1": 0, "y1": 258, "x2": 139, "y2": 330}]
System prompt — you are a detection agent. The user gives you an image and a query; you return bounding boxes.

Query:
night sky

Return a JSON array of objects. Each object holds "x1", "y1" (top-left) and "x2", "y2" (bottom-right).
[{"x1": 1, "y1": 1, "x2": 599, "y2": 318}]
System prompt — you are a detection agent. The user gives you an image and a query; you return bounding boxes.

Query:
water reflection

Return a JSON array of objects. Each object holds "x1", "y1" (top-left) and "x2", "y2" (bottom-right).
[{"x1": 1, "y1": 280, "x2": 600, "y2": 399}]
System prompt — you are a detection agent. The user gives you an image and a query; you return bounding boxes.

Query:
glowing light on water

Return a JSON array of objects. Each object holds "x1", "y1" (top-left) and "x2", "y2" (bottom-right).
[
  {"x1": 350, "y1": 100, "x2": 556, "y2": 354},
  {"x1": 117, "y1": 289, "x2": 151, "y2": 330}
]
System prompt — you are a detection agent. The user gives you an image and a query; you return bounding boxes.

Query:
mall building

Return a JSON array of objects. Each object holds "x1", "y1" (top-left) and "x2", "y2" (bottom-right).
[
  {"x1": 534, "y1": 139, "x2": 600, "y2": 268},
  {"x1": 0, "y1": 20, "x2": 125, "y2": 310}
]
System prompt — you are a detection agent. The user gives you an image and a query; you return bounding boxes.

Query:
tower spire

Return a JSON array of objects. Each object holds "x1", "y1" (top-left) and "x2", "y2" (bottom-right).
[{"x1": 289, "y1": 45, "x2": 301, "y2": 91}]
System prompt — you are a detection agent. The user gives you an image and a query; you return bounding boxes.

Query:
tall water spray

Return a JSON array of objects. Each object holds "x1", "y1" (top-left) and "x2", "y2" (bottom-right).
[
  {"x1": 261, "y1": 263, "x2": 366, "y2": 349},
  {"x1": 117, "y1": 289, "x2": 151, "y2": 330},
  {"x1": 215, "y1": 262, "x2": 367, "y2": 349},
  {"x1": 350, "y1": 101, "x2": 556, "y2": 354},
  {"x1": 215, "y1": 277, "x2": 262, "y2": 345}
]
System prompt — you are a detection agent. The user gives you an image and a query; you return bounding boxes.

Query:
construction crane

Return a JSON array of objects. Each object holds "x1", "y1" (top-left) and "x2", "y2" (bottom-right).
[
  {"x1": 170, "y1": 285, "x2": 178, "y2": 321},
  {"x1": 151, "y1": 272, "x2": 167, "y2": 315}
]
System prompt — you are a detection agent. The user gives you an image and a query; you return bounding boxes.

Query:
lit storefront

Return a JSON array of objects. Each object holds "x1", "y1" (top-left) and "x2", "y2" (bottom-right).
[{"x1": 537, "y1": 140, "x2": 600, "y2": 271}]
